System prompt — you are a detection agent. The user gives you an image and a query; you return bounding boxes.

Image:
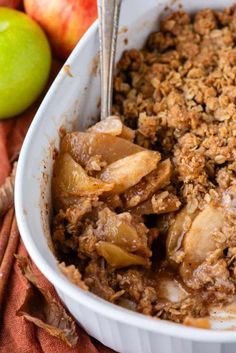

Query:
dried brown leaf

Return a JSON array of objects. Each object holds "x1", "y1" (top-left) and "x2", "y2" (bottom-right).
[
  {"x1": 16, "y1": 256, "x2": 78, "y2": 347},
  {"x1": 0, "y1": 162, "x2": 17, "y2": 216}
]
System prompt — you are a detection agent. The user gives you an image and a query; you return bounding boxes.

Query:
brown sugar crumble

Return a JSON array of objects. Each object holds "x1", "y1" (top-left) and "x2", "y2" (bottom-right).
[{"x1": 51, "y1": 7, "x2": 236, "y2": 326}]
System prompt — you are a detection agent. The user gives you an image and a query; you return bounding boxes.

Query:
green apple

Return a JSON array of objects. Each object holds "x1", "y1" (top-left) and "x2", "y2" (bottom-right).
[{"x1": 0, "y1": 8, "x2": 51, "y2": 119}]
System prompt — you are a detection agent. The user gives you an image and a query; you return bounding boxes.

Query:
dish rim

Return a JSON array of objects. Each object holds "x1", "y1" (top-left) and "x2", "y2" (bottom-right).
[{"x1": 15, "y1": 18, "x2": 236, "y2": 343}]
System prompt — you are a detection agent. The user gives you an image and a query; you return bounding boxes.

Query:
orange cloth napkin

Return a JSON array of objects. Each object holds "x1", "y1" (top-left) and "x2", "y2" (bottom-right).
[{"x1": 0, "y1": 61, "x2": 115, "y2": 353}]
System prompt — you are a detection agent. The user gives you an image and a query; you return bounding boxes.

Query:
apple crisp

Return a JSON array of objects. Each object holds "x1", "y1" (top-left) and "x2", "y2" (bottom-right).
[{"x1": 51, "y1": 6, "x2": 236, "y2": 324}]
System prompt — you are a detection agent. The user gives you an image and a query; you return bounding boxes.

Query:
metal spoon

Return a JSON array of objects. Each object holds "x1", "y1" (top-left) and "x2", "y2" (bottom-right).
[{"x1": 97, "y1": 0, "x2": 122, "y2": 120}]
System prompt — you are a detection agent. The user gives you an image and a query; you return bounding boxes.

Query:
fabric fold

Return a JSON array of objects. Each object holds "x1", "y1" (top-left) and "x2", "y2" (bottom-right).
[{"x1": 0, "y1": 61, "x2": 115, "y2": 353}]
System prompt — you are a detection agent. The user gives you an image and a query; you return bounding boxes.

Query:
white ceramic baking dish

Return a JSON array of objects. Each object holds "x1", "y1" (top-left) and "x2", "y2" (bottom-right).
[{"x1": 15, "y1": 0, "x2": 236, "y2": 352}]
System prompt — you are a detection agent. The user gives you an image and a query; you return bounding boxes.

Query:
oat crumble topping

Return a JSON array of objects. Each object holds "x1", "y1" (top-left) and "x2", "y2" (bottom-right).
[{"x1": 51, "y1": 7, "x2": 236, "y2": 326}]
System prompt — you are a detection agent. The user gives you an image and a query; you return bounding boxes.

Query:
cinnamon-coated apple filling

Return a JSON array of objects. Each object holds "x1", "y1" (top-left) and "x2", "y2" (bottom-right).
[{"x1": 51, "y1": 6, "x2": 236, "y2": 327}]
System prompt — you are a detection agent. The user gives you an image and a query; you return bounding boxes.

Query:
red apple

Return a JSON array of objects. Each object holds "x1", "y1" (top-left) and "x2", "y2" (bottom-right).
[
  {"x1": 0, "y1": 0, "x2": 22, "y2": 8},
  {"x1": 24, "y1": 0, "x2": 97, "y2": 59}
]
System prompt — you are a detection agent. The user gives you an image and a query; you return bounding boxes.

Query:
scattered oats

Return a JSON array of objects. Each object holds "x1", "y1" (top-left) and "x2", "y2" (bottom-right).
[
  {"x1": 158, "y1": 191, "x2": 169, "y2": 200},
  {"x1": 215, "y1": 155, "x2": 226, "y2": 164},
  {"x1": 214, "y1": 109, "x2": 231, "y2": 121},
  {"x1": 187, "y1": 198, "x2": 198, "y2": 214},
  {"x1": 212, "y1": 230, "x2": 227, "y2": 244},
  {"x1": 171, "y1": 250, "x2": 185, "y2": 264},
  {"x1": 204, "y1": 193, "x2": 211, "y2": 203},
  {"x1": 209, "y1": 189, "x2": 219, "y2": 200}
]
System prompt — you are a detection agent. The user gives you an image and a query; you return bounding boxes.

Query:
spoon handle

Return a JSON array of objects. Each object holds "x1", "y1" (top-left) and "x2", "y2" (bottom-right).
[{"x1": 97, "y1": 0, "x2": 122, "y2": 120}]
